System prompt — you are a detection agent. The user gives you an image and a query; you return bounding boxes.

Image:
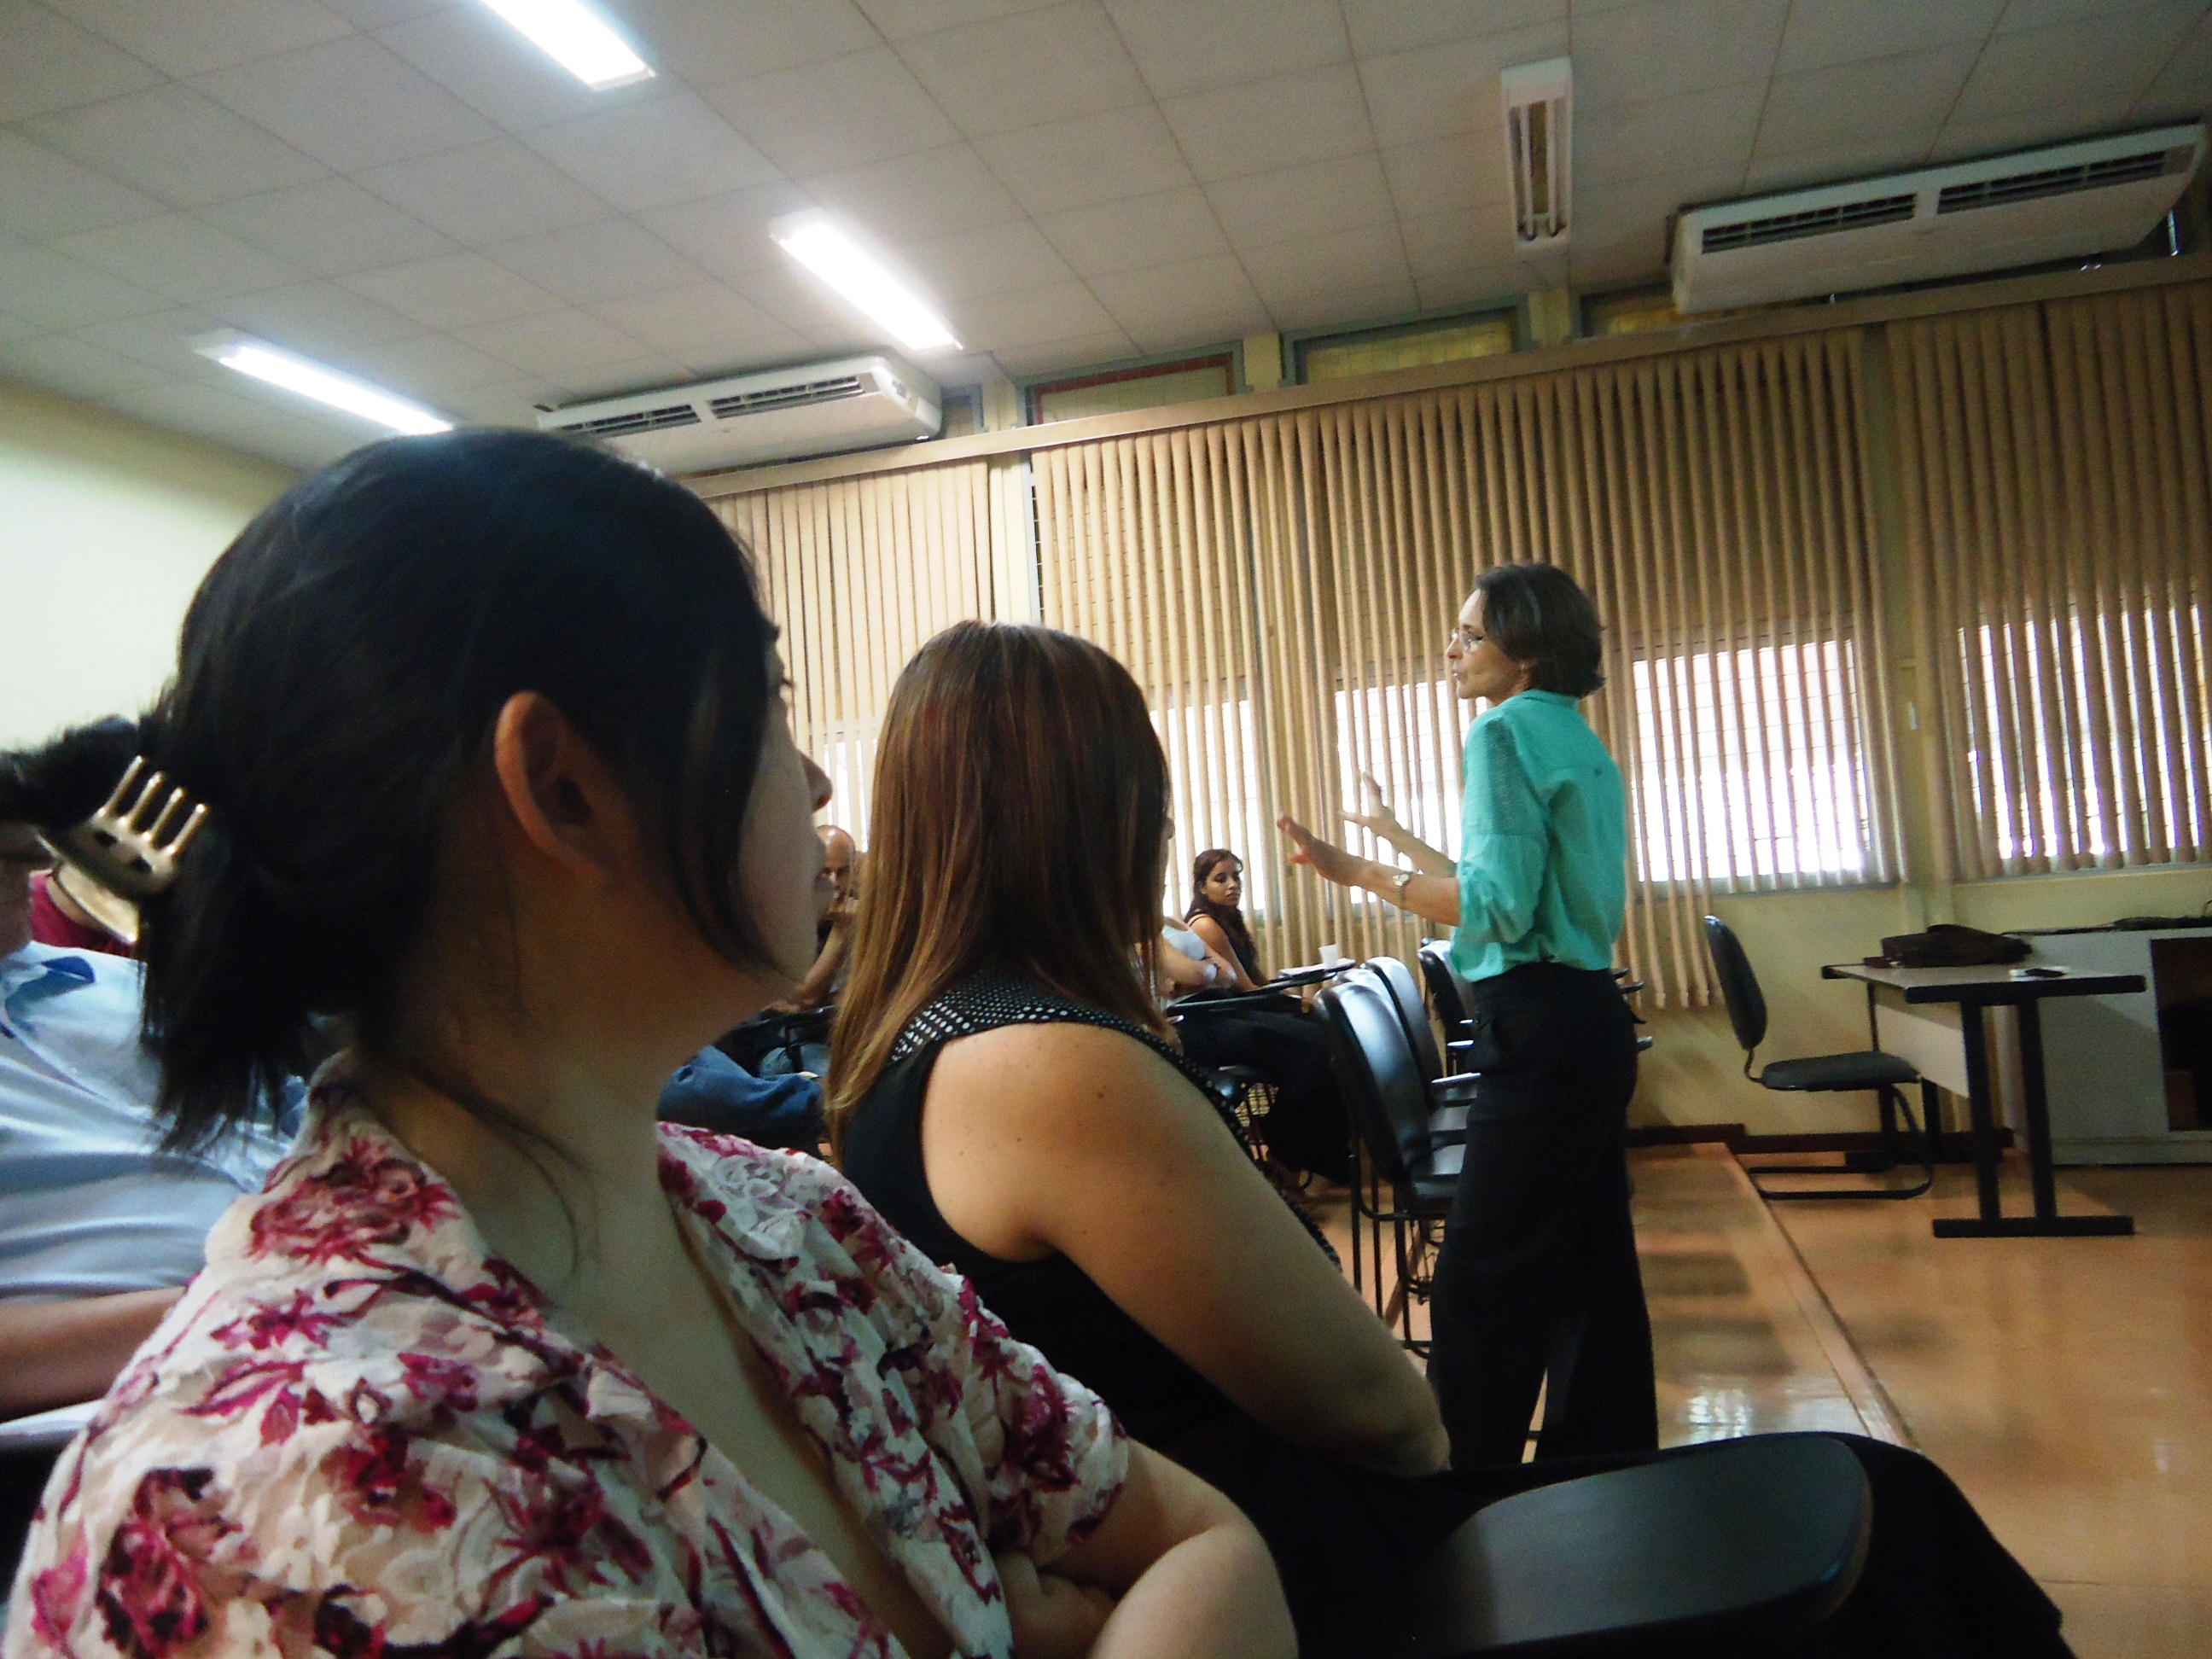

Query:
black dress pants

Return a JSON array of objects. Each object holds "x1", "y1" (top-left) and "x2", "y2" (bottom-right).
[
  {"x1": 1176, "y1": 998, "x2": 1352, "y2": 1181},
  {"x1": 1426, "y1": 960, "x2": 1658, "y2": 1467}
]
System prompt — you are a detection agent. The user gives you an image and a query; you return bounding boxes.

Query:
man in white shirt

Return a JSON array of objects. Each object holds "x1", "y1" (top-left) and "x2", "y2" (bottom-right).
[{"x1": 0, "y1": 819, "x2": 293, "y2": 1417}]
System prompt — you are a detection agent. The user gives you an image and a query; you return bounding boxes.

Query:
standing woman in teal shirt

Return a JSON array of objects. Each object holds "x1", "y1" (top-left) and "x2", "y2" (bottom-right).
[{"x1": 1280, "y1": 562, "x2": 1656, "y2": 1468}]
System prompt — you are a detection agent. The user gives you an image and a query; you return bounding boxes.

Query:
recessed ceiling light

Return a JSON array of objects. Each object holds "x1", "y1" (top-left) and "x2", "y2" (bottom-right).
[
  {"x1": 478, "y1": 0, "x2": 653, "y2": 89},
  {"x1": 771, "y1": 213, "x2": 961, "y2": 354},
  {"x1": 192, "y1": 332, "x2": 453, "y2": 436}
]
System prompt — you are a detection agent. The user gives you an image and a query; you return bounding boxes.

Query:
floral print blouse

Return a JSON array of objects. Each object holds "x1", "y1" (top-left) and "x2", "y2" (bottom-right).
[{"x1": 3, "y1": 1095, "x2": 1126, "y2": 1659}]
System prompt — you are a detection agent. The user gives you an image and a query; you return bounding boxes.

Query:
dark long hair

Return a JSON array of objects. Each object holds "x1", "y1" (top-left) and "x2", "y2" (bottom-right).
[
  {"x1": 827, "y1": 622, "x2": 1171, "y2": 1150},
  {"x1": 0, "y1": 719, "x2": 142, "y2": 831},
  {"x1": 1185, "y1": 847, "x2": 1260, "y2": 983},
  {"x1": 137, "y1": 428, "x2": 777, "y2": 1152}
]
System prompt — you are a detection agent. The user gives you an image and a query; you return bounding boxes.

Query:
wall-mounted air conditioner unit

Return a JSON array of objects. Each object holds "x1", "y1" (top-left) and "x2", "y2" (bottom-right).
[
  {"x1": 538, "y1": 353, "x2": 940, "y2": 474},
  {"x1": 1674, "y1": 124, "x2": 2205, "y2": 313}
]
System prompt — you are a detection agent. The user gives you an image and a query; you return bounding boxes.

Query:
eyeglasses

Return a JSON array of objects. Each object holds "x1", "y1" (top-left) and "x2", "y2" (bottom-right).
[{"x1": 1447, "y1": 626, "x2": 1482, "y2": 653}]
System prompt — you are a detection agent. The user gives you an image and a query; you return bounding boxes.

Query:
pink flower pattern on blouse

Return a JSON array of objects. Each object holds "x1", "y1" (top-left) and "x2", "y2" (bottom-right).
[{"x1": 3, "y1": 1095, "x2": 1126, "y2": 1659}]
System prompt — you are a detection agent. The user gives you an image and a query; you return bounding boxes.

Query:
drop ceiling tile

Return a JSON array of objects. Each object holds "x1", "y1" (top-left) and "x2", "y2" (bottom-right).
[
  {"x1": 1206, "y1": 153, "x2": 1397, "y2": 247},
  {"x1": 30, "y1": 84, "x2": 329, "y2": 209},
  {"x1": 1035, "y1": 186, "x2": 1231, "y2": 275},
  {"x1": 1571, "y1": 174, "x2": 1708, "y2": 249},
  {"x1": 0, "y1": 332, "x2": 170, "y2": 395},
  {"x1": 635, "y1": 181, "x2": 821, "y2": 280},
  {"x1": 1104, "y1": 0, "x2": 1349, "y2": 100},
  {"x1": 1743, "y1": 132, "x2": 1947, "y2": 193},
  {"x1": 329, "y1": 333, "x2": 520, "y2": 399},
  {"x1": 523, "y1": 94, "x2": 782, "y2": 214},
  {"x1": 1569, "y1": 0, "x2": 1790, "y2": 108},
  {"x1": 201, "y1": 177, "x2": 457, "y2": 276},
  {"x1": 1242, "y1": 225, "x2": 1410, "y2": 307},
  {"x1": 902, "y1": 220, "x2": 1076, "y2": 301},
  {"x1": 1161, "y1": 64, "x2": 1376, "y2": 183},
  {"x1": 53, "y1": 214, "x2": 306, "y2": 303},
  {"x1": 1358, "y1": 22, "x2": 1569, "y2": 149},
  {"x1": 1413, "y1": 262, "x2": 1541, "y2": 312},
  {"x1": 1398, "y1": 210, "x2": 1520, "y2": 280},
  {"x1": 439, "y1": 375, "x2": 566, "y2": 424},
  {"x1": 1776, "y1": 0, "x2": 2006, "y2": 73},
  {"x1": 0, "y1": 311, "x2": 45, "y2": 347},
  {"x1": 1381, "y1": 134, "x2": 1511, "y2": 220},
  {"x1": 341, "y1": 250, "x2": 565, "y2": 329},
  {"x1": 622, "y1": 0, "x2": 882, "y2": 82},
  {"x1": 71, "y1": 306, "x2": 222, "y2": 370},
  {"x1": 1579, "y1": 78, "x2": 1766, "y2": 189},
  {"x1": 894, "y1": 3, "x2": 1150, "y2": 138},
  {"x1": 856, "y1": 0, "x2": 1062, "y2": 38},
  {"x1": 551, "y1": 354, "x2": 694, "y2": 399},
  {"x1": 0, "y1": 0, "x2": 165, "y2": 122},
  {"x1": 100, "y1": 373, "x2": 295, "y2": 437},
  {"x1": 1930, "y1": 95, "x2": 2144, "y2": 159},
  {"x1": 2138, "y1": 13, "x2": 2212, "y2": 115},
  {"x1": 805, "y1": 143, "x2": 1027, "y2": 242},
  {"x1": 1949, "y1": 4, "x2": 2204, "y2": 123},
  {"x1": 990, "y1": 327, "x2": 1140, "y2": 377},
  {"x1": 354, "y1": 140, "x2": 609, "y2": 243},
  {"x1": 1567, "y1": 229, "x2": 1669, "y2": 288},
  {"x1": 1087, "y1": 253, "x2": 1267, "y2": 341},
  {"x1": 321, "y1": 0, "x2": 453, "y2": 26},
  {"x1": 1340, "y1": 0, "x2": 1567, "y2": 57},
  {"x1": 0, "y1": 131, "x2": 164, "y2": 240},
  {"x1": 189, "y1": 36, "x2": 499, "y2": 172},
  {"x1": 0, "y1": 238, "x2": 169, "y2": 328},
  {"x1": 973, "y1": 104, "x2": 1194, "y2": 215},
  {"x1": 228, "y1": 416, "x2": 368, "y2": 469},
  {"x1": 453, "y1": 307, "x2": 651, "y2": 377},
  {"x1": 374, "y1": 4, "x2": 672, "y2": 132},
  {"x1": 482, "y1": 218, "x2": 707, "y2": 306},
  {"x1": 1997, "y1": 0, "x2": 2199, "y2": 31},
  {"x1": 1268, "y1": 277, "x2": 1418, "y2": 333},
  {"x1": 587, "y1": 281, "x2": 799, "y2": 360},
  {"x1": 722, "y1": 262, "x2": 873, "y2": 337},
  {"x1": 43, "y1": 0, "x2": 352, "y2": 78},
  {"x1": 948, "y1": 278, "x2": 1117, "y2": 349},
  {"x1": 1755, "y1": 46, "x2": 1980, "y2": 160},
  {"x1": 708, "y1": 48, "x2": 959, "y2": 178},
  {"x1": 211, "y1": 281, "x2": 425, "y2": 353}
]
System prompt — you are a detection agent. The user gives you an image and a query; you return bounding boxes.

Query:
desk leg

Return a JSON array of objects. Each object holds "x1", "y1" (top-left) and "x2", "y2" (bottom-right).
[
  {"x1": 2018, "y1": 998, "x2": 2059, "y2": 1221},
  {"x1": 1961, "y1": 1003, "x2": 2002, "y2": 1221}
]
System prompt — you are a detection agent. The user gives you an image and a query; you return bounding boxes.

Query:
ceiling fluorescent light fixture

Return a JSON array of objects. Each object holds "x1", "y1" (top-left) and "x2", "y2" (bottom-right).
[
  {"x1": 478, "y1": 0, "x2": 654, "y2": 89},
  {"x1": 193, "y1": 332, "x2": 452, "y2": 435},
  {"x1": 1502, "y1": 56, "x2": 1572, "y2": 251},
  {"x1": 771, "y1": 214, "x2": 960, "y2": 353}
]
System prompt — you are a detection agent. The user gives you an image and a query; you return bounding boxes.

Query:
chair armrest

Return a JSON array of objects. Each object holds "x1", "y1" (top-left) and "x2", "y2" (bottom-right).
[{"x1": 1430, "y1": 1073, "x2": 1482, "y2": 1099}]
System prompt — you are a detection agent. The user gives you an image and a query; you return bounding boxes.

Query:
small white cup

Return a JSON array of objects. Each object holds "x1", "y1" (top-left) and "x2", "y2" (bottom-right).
[{"x1": 1318, "y1": 942, "x2": 1347, "y2": 967}]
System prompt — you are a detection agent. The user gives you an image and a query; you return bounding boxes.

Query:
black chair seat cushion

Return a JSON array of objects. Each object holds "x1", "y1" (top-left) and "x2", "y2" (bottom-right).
[
  {"x1": 1314, "y1": 1435, "x2": 1870, "y2": 1656},
  {"x1": 1761, "y1": 1051, "x2": 1919, "y2": 1093}
]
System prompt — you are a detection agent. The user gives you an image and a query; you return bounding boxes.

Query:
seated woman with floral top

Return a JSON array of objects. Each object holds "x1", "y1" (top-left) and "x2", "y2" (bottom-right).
[{"x1": 2, "y1": 430, "x2": 1290, "y2": 1659}]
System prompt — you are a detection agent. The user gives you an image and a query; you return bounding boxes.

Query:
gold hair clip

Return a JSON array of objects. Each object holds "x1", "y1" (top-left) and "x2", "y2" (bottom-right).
[{"x1": 42, "y1": 757, "x2": 209, "y2": 898}]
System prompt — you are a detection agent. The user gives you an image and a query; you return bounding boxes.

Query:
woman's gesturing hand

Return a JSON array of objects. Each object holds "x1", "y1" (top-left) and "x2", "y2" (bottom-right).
[
  {"x1": 1278, "y1": 813, "x2": 1363, "y2": 886},
  {"x1": 998, "y1": 1551, "x2": 1117, "y2": 1659},
  {"x1": 1342, "y1": 771, "x2": 1402, "y2": 839}
]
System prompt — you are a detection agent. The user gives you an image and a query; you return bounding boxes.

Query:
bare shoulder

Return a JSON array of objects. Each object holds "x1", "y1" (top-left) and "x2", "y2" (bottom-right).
[
  {"x1": 929, "y1": 1021, "x2": 1200, "y2": 1139},
  {"x1": 1187, "y1": 914, "x2": 1233, "y2": 949}
]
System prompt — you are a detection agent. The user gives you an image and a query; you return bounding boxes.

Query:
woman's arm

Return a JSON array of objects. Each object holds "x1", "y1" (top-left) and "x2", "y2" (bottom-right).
[
  {"x1": 1343, "y1": 771, "x2": 1455, "y2": 876},
  {"x1": 0, "y1": 1288, "x2": 183, "y2": 1417},
  {"x1": 1185, "y1": 916, "x2": 1258, "y2": 991},
  {"x1": 924, "y1": 1023, "x2": 1448, "y2": 1477},
  {"x1": 1278, "y1": 814, "x2": 1461, "y2": 928}
]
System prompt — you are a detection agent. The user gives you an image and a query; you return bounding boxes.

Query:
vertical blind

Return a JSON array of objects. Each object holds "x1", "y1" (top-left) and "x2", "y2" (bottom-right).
[{"x1": 1889, "y1": 283, "x2": 2212, "y2": 880}]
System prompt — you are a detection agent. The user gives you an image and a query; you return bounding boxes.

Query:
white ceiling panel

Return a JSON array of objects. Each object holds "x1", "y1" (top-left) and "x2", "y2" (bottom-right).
[
  {"x1": 100, "y1": 372, "x2": 296, "y2": 436},
  {"x1": 1577, "y1": 79, "x2": 1766, "y2": 190},
  {"x1": 373, "y1": 4, "x2": 671, "y2": 132},
  {"x1": 894, "y1": 3, "x2": 1151, "y2": 137},
  {"x1": 1243, "y1": 225, "x2": 1411, "y2": 307},
  {"x1": 626, "y1": 0, "x2": 882, "y2": 83},
  {"x1": 201, "y1": 177, "x2": 456, "y2": 276},
  {"x1": 1948, "y1": 3, "x2": 2205, "y2": 124},
  {"x1": 1398, "y1": 210, "x2": 1519, "y2": 280},
  {"x1": 0, "y1": 1, "x2": 165, "y2": 123},
  {"x1": 588, "y1": 281, "x2": 804, "y2": 364},
  {"x1": 949, "y1": 277, "x2": 1116, "y2": 348},
  {"x1": 1380, "y1": 135, "x2": 1511, "y2": 220},
  {"x1": 988, "y1": 327, "x2": 1140, "y2": 375},
  {"x1": 0, "y1": 309, "x2": 52, "y2": 348},
  {"x1": 1743, "y1": 133, "x2": 1947, "y2": 194},
  {"x1": 42, "y1": 0, "x2": 353, "y2": 79},
  {"x1": 1270, "y1": 277, "x2": 1419, "y2": 332},
  {"x1": 440, "y1": 375, "x2": 568, "y2": 424},
  {"x1": 0, "y1": 130, "x2": 162, "y2": 240},
  {"x1": 805, "y1": 143, "x2": 1027, "y2": 242},
  {"x1": 1034, "y1": 187, "x2": 1231, "y2": 275},
  {"x1": 225, "y1": 413, "x2": 370, "y2": 469},
  {"x1": 1087, "y1": 252, "x2": 1266, "y2": 339},
  {"x1": 0, "y1": 236, "x2": 169, "y2": 328},
  {"x1": 452, "y1": 306, "x2": 653, "y2": 378},
  {"x1": 1569, "y1": 0, "x2": 1790, "y2": 108},
  {"x1": 320, "y1": 0, "x2": 455, "y2": 26},
  {"x1": 354, "y1": 139, "x2": 609, "y2": 243},
  {"x1": 1206, "y1": 153, "x2": 1397, "y2": 248},
  {"x1": 721, "y1": 262, "x2": 877, "y2": 340},
  {"x1": 30, "y1": 83, "x2": 328, "y2": 207},
  {"x1": 1358, "y1": 23, "x2": 1569, "y2": 151},
  {"x1": 551, "y1": 353, "x2": 695, "y2": 399},
  {"x1": 54, "y1": 213, "x2": 303, "y2": 302},
  {"x1": 1415, "y1": 260, "x2": 1541, "y2": 312},
  {"x1": 0, "y1": 331, "x2": 169, "y2": 394},
  {"x1": 210, "y1": 281, "x2": 424, "y2": 353},
  {"x1": 1105, "y1": 0, "x2": 1349, "y2": 100},
  {"x1": 901, "y1": 220, "x2": 1076, "y2": 301},
  {"x1": 1775, "y1": 0, "x2": 2007, "y2": 73},
  {"x1": 1569, "y1": 230, "x2": 1668, "y2": 289},
  {"x1": 2140, "y1": 12, "x2": 2212, "y2": 113},
  {"x1": 1931, "y1": 96, "x2": 2146, "y2": 160},
  {"x1": 1161, "y1": 64, "x2": 1376, "y2": 183},
  {"x1": 974, "y1": 103, "x2": 1194, "y2": 215},
  {"x1": 710, "y1": 49, "x2": 958, "y2": 178},
  {"x1": 484, "y1": 218, "x2": 707, "y2": 306},
  {"x1": 525, "y1": 94, "x2": 779, "y2": 213},
  {"x1": 341, "y1": 332, "x2": 522, "y2": 399},
  {"x1": 1996, "y1": 0, "x2": 2203, "y2": 32},
  {"x1": 1754, "y1": 47, "x2": 1980, "y2": 161},
  {"x1": 636, "y1": 181, "x2": 822, "y2": 280},
  {"x1": 855, "y1": 0, "x2": 1064, "y2": 38},
  {"x1": 1340, "y1": 0, "x2": 1567, "y2": 58},
  {"x1": 69, "y1": 306, "x2": 221, "y2": 370},
  {"x1": 191, "y1": 36, "x2": 498, "y2": 172},
  {"x1": 341, "y1": 251, "x2": 565, "y2": 330}
]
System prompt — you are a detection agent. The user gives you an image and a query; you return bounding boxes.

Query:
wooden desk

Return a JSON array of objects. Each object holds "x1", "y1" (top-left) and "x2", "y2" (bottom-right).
[{"x1": 1820, "y1": 963, "x2": 2144, "y2": 1237}]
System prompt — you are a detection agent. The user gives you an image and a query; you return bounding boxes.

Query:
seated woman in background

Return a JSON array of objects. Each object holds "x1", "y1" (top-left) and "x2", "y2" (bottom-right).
[
  {"x1": 830, "y1": 621, "x2": 2071, "y2": 1657},
  {"x1": 1173, "y1": 848, "x2": 1349, "y2": 1182},
  {"x1": 9, "y1": 431, "x2": 1291, "y2": 1659}
]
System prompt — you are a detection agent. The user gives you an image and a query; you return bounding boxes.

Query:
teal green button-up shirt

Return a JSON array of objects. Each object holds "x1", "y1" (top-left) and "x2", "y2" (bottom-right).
[{"x1": 1450, "y1": 690, "x2": 1627, "y2": 984}]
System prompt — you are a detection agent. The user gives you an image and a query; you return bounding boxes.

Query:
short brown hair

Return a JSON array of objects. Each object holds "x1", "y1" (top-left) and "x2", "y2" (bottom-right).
[
  {"x1": 1471, "y1": 562, "x2": 1606, "y2": 697},
  {"x1": 826, "y1": 622, "x2": 1172, "y2": 1150}
]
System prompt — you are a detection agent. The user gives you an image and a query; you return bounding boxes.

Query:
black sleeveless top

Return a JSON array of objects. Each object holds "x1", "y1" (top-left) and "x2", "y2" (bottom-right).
[{"x1": 838, "y1": 969, "x2": 1244, "y2": 1448}]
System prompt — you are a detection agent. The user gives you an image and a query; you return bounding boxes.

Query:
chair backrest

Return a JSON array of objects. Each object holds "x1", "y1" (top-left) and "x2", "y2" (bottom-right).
[
  {"x1": 1367, "y1": 953, "x2": 1444, "y2": 1082},
  {"x1": 1417, "y1": 940, "x2": 1471, "y2": 1032},
  {"x1": 1318, "y1": 974, "x2": 1435, "y2": 1179},
  {"x1": 1702, "y1": 915, "x2": 1768, "y2": 1056}
]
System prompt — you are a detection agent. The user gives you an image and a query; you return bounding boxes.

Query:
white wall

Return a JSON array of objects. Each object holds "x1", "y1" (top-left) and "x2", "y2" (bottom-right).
[{"x1": 0, "y1": 379, "x2": 295, "y2": 749}]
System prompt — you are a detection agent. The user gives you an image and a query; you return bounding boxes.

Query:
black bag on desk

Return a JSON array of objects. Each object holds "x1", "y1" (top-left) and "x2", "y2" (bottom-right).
[{"x1": 1871, "y1": 923, "x2": 2031, "y2": 969}]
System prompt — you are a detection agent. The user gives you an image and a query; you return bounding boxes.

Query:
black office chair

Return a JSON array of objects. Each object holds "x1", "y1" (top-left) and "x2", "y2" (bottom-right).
[
  {"x1": 1417, "y1": 940, "x2": 1474, "y2": 1035},
  {"x1": 1312, "y1": 1432, "x2": 1871, "y2": 1657},
  {"x1": 1363, "y1": 955, "x2": 1476, "y2": 1144},
  {"x1": 1703, "y1": 915, "x2": 1936, "y2": 1201}
]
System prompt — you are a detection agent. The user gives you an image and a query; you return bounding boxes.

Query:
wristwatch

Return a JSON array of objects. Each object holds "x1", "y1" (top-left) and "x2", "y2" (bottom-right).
[{"x1": 1393, "y1": 867, "x2": 1417, "y2": 900}]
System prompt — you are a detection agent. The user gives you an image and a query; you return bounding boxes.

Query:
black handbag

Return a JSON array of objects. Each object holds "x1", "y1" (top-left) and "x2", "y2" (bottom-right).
[{"x1": 1871, "y1": 923, "x2": 2031, "y2": 969}]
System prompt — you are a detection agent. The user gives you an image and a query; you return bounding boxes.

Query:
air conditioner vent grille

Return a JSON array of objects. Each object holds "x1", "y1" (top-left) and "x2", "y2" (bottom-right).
[
  {"x1": 709, "y1": 375, "x2": 867, "y2": 419},
  {"x1": 1937, "y1": 147, "x2": 2180, "y2": 213},
  {"x1": 1701, "y1": 193, "x2": 1918, "y2": 253},
  {"x1": 553, "y1": 402, "x2": 701, "y2": 438}
]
